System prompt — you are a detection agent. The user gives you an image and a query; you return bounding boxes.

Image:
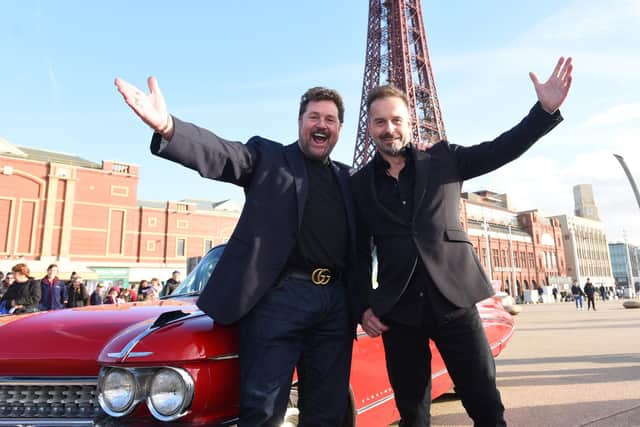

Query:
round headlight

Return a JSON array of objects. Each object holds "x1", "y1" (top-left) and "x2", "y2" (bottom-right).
[
  {"x1": 98, "y1": 368, "x2": 136, "y2": 416},
  {"x1": 147, "y1": 368, "x2": 194, "y2": 421}
]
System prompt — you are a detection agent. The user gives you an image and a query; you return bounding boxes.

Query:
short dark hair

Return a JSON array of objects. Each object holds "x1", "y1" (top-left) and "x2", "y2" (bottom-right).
[
  {"x1": 366, "y1": 85, "x2": 410, "y2": 111},
  {"x1": 299, "y1": 87, "x2": 345, "y2": 123},
  {"x1": 47, "y1": 264, "x2": 58, "y2": 271}
]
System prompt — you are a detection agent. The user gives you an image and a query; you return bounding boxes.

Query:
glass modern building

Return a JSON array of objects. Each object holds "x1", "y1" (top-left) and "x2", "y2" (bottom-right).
[{"x1": 608, "y1": 242, "x2": 640, "y2": 293}]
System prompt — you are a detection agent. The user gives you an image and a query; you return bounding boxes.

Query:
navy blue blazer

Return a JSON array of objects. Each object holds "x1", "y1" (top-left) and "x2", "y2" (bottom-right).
[{"x1": 151, "y1": 118, "x2": 362, "y2": 327}]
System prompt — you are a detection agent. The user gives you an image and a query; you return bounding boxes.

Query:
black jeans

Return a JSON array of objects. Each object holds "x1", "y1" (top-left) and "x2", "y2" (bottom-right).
[
  {"x1": 382, "y1": 306, "x2": 505, "y2": 427},
  {"x1": 238, "y1": 277, "x2": 352, "y2": 427}
]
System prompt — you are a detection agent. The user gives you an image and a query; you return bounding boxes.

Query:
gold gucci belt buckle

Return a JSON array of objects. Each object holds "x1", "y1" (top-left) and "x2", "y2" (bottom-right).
[{"x1": 311, "y1": 268, "x2": 331, "y2": 286}]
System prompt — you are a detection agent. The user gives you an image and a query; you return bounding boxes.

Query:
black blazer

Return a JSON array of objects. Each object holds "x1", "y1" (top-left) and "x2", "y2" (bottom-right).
[
  {"x1": 0, "y1": 279, "x2": 41, "y2": 313},
  {"x1": 352, "y1": 103, "x2": 563, "y2": 317},
  {"x1": 151, "y1": 117, "x2": 362, "y2": 326}
]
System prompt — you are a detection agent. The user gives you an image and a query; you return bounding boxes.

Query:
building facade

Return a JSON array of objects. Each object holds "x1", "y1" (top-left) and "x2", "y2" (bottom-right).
[
  {"x1": 552, "y1": 214, "x2": 615, "y2": 290},
  {"x1": 0, "y1": 140, "x2": 239, "y2": 286},
  {"x1": 573, "y1": 184, "x2": 600, "y2": 221},
  {"x1": 462, "y1": 191, "x2": 570, "y2": 300},
  {"x1": 608, "y1": 242, "x2": 640, "y2": 296}
]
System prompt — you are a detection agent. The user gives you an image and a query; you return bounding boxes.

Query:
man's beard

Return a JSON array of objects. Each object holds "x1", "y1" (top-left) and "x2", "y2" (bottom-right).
[{"x1": 375, "y1": 133, "x2": 409, "y2": 157}]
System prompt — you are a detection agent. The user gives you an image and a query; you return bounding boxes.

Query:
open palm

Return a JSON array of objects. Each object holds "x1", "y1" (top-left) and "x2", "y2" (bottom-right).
[
  {"x1": 529, "y1": 57, "x2": 573, "y2": 114},
  {"x1": 114, "y1": 76, "x2": 169, "y2": 132}
]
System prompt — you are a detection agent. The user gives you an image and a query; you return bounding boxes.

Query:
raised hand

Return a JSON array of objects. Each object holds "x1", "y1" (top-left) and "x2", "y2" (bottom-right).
[
  {"x1": 529, "y1": 56, "x2": 573, "y2": 114},
  {"x1": 114, "y1": 76, "x2": 174, "y2": 139}
]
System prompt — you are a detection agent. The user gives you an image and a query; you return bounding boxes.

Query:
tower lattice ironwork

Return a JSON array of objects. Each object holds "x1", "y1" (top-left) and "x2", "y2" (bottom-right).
[{"x1": 353, "y1": 0, "x2": 446, "y2": 169}]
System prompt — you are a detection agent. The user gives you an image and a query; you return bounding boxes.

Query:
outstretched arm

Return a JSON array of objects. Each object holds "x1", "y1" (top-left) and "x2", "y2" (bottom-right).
[
  {"x1": 529, "y1": 56, "x2": 573, "y2": 114},
  {"x1": 115, "y1": 76, "x2": 175, "y2": 140}
]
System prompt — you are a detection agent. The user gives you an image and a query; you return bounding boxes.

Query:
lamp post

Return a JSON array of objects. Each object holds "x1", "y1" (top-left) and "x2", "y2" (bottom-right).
[
  {"x1": 623, "y1": 232, "x2": 636, "y2": 298},
  {"x1": 569, "y1": 227, "x2": 581, "y2": 286},
  {"x1": 508, "y1": 223, "x2": 518, "y2": 298},
  {"x1": 482, "y1": 216, "x2": 492, "y2": 281}
]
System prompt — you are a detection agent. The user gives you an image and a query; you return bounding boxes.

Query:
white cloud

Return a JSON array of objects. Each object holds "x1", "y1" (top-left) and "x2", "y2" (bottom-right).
[
  {"x1": 435, "y1": 0, "x2": 640, "y2": 245},
  {"x1": 584, "y1": 104, "x2": 640, "y2": 127}
]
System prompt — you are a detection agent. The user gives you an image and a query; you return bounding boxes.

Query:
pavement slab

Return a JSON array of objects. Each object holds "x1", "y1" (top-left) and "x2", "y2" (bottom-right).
[{"x1": 394, "y1": 299, "x2": 640, "y2": 426}]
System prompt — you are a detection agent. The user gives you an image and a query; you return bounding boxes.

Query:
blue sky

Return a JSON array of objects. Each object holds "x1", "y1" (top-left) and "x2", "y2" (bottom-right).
[{"x1": 2, "y1": 0, "x2": 639, "y2": 243}]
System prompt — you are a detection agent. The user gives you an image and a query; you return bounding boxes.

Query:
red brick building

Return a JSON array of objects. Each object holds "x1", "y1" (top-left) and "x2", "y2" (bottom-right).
[
  {"x1": 461, "y1": 191, "x2": 570, "y2": 300},
  {"x1": 0, "y1": 138, "x2": 239, "y2": 286}
]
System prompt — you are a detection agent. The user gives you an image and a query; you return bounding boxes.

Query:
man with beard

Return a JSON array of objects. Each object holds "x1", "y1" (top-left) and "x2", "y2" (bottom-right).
[
  {"x1": 115, "y1": 77, "x2": 361, "y2": 427},
  {"x1": 352, "y1": 57, "x2": 573, "y2": 426}
]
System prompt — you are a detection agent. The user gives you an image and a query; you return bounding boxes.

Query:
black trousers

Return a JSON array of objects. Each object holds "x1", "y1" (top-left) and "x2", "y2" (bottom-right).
[
  {"x1": 587, "y1": 295, "x2": 596, "y2": 310},
  {"x1": 381, "y1": 267, "x2": 505, "y2": 427},
  {"x1": 238, "y1": 276, "x2": 352, "y2": 427}
]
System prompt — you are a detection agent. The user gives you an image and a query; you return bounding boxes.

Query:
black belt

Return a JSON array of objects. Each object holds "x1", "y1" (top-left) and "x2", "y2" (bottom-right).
[{"x1": 281, "y1": 267, "x2": 343, "y2": 286}]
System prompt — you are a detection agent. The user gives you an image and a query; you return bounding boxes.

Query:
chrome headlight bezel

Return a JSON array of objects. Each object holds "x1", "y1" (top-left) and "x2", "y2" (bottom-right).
[
  {"x1": 97, "y1": 367, "x2": 141, "y2": 417},
  {"x1": 146, "y1": 367, "x2": 195, "y2": 421}
]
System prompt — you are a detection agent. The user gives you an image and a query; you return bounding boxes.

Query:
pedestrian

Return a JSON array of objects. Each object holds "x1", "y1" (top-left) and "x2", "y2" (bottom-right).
[
  {"x1": 115, "y1": 78, "x2": 361, "y2": 426},
  {"x1": 584, "y1": 278, "x2": 596, "y2": 311},
  {"x1": 39, "y1": 264, "x2": 68, "y2": 311},
  {"x1": 120, "y1": 288, "x2": 132, "y2": 302},
  {"x1": 552, "y1": 287, "x2": 558, "y2": 302},
  {"x1": 571, "y1": 281, "x2": 584, "y2": 311},
  {"x1": 0, "y1": 272, "x2": 15, "y2": 300},
  {"x1": 353, "y1": 56, "x2": 572, "y2": 426},
  {"x1": 67, "y1": 276, "x2": 89, "y2": 308},
  {"x1": 598, "y1": 284, "x2": 606, "y2": 301},
  {"x1": 90, "y1": 283, "x2": 104, "y2": 305},
  {"x1": 162, "y1": 270, "x2": 181, "y2": 296},
  {"x1": 103, "y1": 288, "x2": 123, "y2": 305},
  {"x1": 537, "y1": 285, "x2": 544, "y2": 303},
  {"x1": 137, "y1": 280, "x2": 153, "y2": 301},
  {"x1": 0, "y1": 263, "x2": 41, "y2": 314},
  {"x1": 149, "y1": 278, "x2": 163, "y2": 301},
  {"x1": 67, "y1": 271, "x2": 78, "y2": 287}
]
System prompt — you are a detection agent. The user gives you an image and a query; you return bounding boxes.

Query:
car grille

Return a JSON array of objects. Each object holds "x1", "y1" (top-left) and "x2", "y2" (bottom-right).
[{"x1": 0, "y1": 378, "x2": 102, "y2": 419}]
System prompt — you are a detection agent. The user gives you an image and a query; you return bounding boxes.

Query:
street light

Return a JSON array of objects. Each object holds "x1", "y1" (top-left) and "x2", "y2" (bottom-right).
[
  {"x1": 482, "y1": 216, "x2": 492, "y2": 281},
  {"x1": 507, "y1": 223, "x2": 518, "y2": 299}
]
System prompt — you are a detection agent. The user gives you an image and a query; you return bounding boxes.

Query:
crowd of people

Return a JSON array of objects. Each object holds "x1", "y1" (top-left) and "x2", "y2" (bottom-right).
[{"x1": 0, "y1": 264, "x2": 182, "y2": 315}]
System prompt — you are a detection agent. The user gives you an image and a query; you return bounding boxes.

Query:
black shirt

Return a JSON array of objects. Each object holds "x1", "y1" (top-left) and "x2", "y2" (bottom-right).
[
  {"x1": 373, "y1": 150, "x2": 415, "y2": 223},
  {"x1": 287, "y1": 157, "x2": 349, "y2": 272},
  {"x1": 373, "y1": 149, "x2": 458, "y2": 326}
]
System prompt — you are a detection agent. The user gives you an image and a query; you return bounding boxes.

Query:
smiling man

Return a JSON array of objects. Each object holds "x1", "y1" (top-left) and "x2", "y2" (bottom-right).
[
  {"x1": 115, "y1": 79, "x2": 362, "y2": 427},
  {"x1": 353, "y1": 57, "x2": 572, "y2": 426}
]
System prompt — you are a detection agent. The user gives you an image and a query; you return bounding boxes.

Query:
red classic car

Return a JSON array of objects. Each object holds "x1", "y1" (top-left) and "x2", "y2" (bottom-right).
[{"x1": 0, "y1": 245, "x2": 514, "y2": 426}]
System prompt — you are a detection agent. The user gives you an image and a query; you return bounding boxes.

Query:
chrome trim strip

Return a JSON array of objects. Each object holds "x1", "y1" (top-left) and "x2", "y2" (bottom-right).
[
  {"x1": 0, "y1": 376, "x2": 96, "y2": 386},
  {"x1": 432, "y1": 367, "x2": 448, "y2": 378},
  {"x1": 0, "y1": 420, "x2": 94, "y2": 426},
  {"x1": 489, "y1": 326, "x2": 515, "y2": 351},
  {"x1": 356, "y1": 367, "x2": 449, "y2": 415},
  {"x1": 356, "y1": 394, "x2": 395, "y2": 414},
  {"x1": 107, "y1": 310, "x2": 205, "y2": 361},
  {"x1": 106, "y1": 325, "x2": 160, "y2": 359},
  {"x1": 208, "y1": 353, "x2": 239, "y2": 361},
  {"x1": 127, "y1": 351, "x2": 153, "y2": 358}
]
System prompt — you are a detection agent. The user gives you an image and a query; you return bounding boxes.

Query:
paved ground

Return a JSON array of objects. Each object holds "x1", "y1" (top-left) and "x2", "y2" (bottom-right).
[
  {"x1": 425, "y1": 299, "x2": 640, "y2": 426},
  {"x1": 388, "y1": 299, "x2": 640, "y2": 426}
]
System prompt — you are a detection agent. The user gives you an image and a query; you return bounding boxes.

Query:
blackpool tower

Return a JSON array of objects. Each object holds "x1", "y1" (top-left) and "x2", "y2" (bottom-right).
[{"x1": 353, "y1": 0, "x2": 446, "y2": 169}]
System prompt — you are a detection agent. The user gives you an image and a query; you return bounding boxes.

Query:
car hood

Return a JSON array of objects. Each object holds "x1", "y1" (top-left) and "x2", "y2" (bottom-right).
[{"x1": 0, "y1": 298, "x2": 198, "y2": 376}]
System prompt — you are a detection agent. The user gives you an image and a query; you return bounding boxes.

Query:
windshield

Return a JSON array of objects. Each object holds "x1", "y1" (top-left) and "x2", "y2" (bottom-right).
[{"x1": 168, "y1": 245, "x2": 225, "y2": 297}]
